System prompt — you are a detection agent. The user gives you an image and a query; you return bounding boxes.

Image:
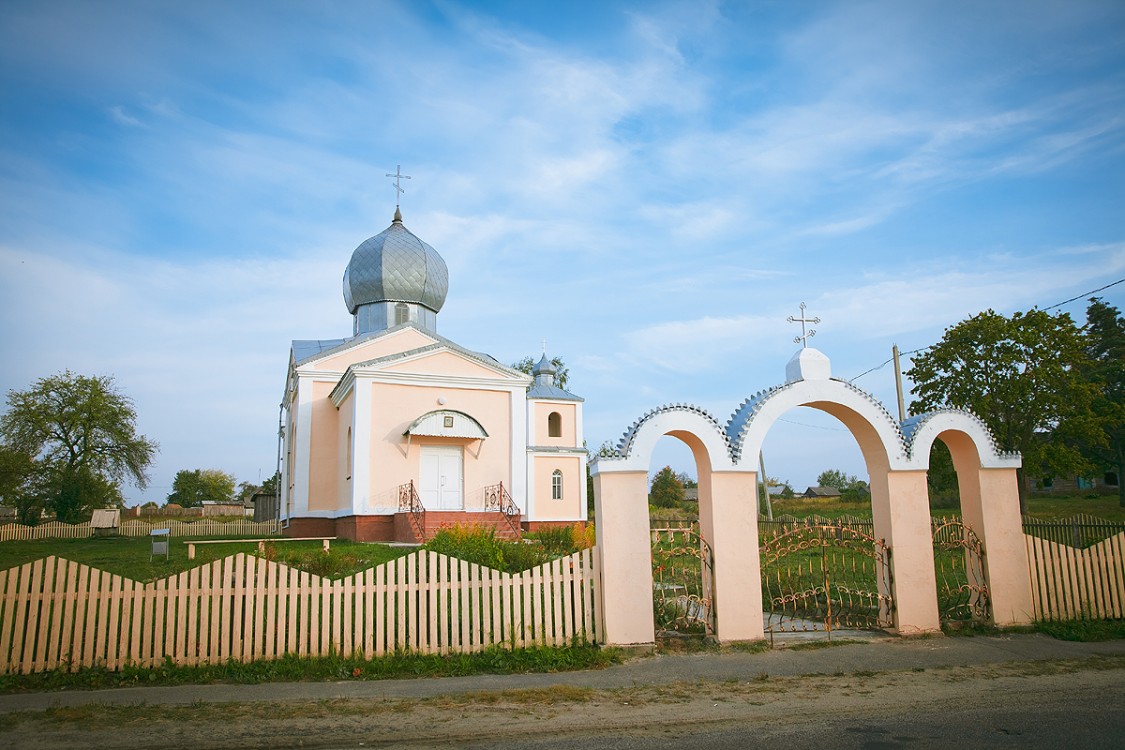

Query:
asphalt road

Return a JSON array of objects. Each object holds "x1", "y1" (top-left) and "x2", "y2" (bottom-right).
[{"x1": 3, "y1": 634, "x2": 1124, "y2": 750}]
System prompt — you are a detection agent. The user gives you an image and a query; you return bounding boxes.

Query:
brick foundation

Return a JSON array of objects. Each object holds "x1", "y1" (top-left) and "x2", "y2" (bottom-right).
[
  {"x1": 283, "y1": 517, "x2": 337, "y2": 538},
  {"x1": 336, "y1": 515, "x2": 396, "y2": 542}
]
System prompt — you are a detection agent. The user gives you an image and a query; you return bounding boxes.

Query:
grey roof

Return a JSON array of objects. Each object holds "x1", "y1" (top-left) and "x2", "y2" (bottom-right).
[
  {"x1": 527, "y1": 383, "x2": 584, "y2": 402},
  {"x1": 291, "y1": 338, "x2": 349, "y2": 365},
  {"x1": 342, "y1": 212, "x2": 449, "y2": 314}
]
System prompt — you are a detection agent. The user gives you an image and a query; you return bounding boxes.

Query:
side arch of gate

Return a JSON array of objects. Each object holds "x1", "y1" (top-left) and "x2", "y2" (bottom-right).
[
  {"x1": 592, "y1": 405, "x2": 761, "y2": 646},
  {"x1": 902, "y1": 410, "x2": 1033, "y2": 625}
]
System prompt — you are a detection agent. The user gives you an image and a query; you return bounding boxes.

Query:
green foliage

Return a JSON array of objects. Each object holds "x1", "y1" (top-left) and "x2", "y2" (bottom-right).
[
  {"x1": 908, "y1": 309, "x2": 1097, "y2": 508},
  {"x1": 167, "y1": 468, "x2": 237, "y2": 507},
  {"x1": 649, "y1": 465, "x2": 685, "y2": 508},
  {"x1": 524, "y1": 525, "x2": 584, "y2": 557},
  {"x1": 0, "y1": 643, "x2": 620, "y2": 694},
  {"x1": 1033, "y1": 618, "x2": 1125, "y2": 642},
  {"x1": 1076, "y1": 298, "x2": 1125, "y2": 507},
  {"x1": 0, "y1": 445, "x2": 40, "y2": 524},
  {"x1": 424, "y1": 525, "x2": 550, "y2": 573},
  {"x1": 0, "y1": 371, "x2": 157, "y2": 522},
  {"x1": 511, "y1": 355, "x2": 570, "y2": 390},
  {"x1": 927, "y1": 440, "x2": 960, "y2": 509}
]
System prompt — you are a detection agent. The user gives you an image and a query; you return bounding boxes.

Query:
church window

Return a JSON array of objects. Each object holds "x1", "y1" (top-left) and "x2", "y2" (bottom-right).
[
  {"x1": 548, "y1": 411, "x2": 562, "y2": 438},
  {"x1": 395, "y1": 302, "x2": 410, "y2": 325},
  {"x1": 551, "y1": 470, "x2": 563, "y2": 500},
  {"x1": 346, "y1": 428, "x2": 352, "y2": 480}
]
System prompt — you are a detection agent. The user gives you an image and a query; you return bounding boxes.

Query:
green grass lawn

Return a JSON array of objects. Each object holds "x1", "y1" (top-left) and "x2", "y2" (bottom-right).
[{"x1": 0, "y1": 536, "x2": 415, "y2": 581}]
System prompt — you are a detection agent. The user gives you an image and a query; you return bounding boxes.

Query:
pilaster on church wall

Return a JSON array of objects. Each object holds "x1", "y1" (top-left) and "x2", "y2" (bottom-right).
[{"x1": 307, "y1": 379, "x2": 341, "y2": 512}]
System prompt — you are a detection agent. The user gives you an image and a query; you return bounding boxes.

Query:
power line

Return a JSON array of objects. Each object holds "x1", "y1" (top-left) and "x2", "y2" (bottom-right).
[
  {"x1": 1043, "y1": 277, "x2": 1125, "y2": 311},
  {"x1": 848, "y1": 278, "x2": 1125, "y2": 382}
]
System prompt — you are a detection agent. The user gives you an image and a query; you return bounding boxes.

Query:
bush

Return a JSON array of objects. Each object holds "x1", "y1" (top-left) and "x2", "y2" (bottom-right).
[{"x1": 424, "y1": 524, "x2": 550, "y2": 573}]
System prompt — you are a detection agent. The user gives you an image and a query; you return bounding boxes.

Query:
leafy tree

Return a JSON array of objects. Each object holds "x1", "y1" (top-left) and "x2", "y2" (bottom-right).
[
  {"x1": 675, "y1": 471, "x2": 698, "y2": 489},
  {"x1": 0, "y1": 371, "x2": 157, "y2": 523},
  {"x1": 649, "y1": 465, "x2": 685, "y2": 508},
  {"x1": 1076, "y1": 298, "x2": 1125, "y2": 507},
  {"x1": 815, "y1": 469, "x2": 869, "y2": 501},
  {"x1": 908, "y1": 308, "x2": 1097, "y2": 512},
  {"x1": 512, "y1": 356, "x2": 570, "y2": 390},
  {"x1": 167, "y1": 468, "x2": 237, "y2": 507},
  {"x1": 815, "y1": 469, "x2": 852, "y2": 491},
  {"x1": 0, "y1": 445, "x2": 42, "y2": 524},
  {"x1": 261, "y1": 471, "x2": 281, "y2": 496}
]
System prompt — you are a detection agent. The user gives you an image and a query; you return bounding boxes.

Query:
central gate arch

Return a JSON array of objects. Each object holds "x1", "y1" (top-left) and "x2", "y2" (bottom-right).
[{"x1": 592, "y1": 347, "x2": 1033, "y2": 647}]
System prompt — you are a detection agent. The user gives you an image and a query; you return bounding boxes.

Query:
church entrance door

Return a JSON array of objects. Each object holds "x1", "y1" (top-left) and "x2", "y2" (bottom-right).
[{"x1": 420, "y1": 446, "x2": 463, "y2": 510}]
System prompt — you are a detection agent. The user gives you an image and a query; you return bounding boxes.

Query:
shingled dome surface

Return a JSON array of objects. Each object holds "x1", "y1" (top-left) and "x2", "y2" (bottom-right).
[{"x1": 343, "y1": 214, "x2": 449, "y2": 314}]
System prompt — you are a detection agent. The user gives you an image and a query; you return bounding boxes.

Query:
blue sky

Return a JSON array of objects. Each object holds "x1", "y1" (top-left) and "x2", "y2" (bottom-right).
[{"x1": 2, "y1": 0, "x2": 1124, "y2": 503}]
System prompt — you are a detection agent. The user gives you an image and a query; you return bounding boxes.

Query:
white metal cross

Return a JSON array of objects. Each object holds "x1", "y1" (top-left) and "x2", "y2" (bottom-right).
[
  {"x1": 385, "y1": 165, "x2": 411, "y2": 208},
  {"x1": 787, "y1": 302, "x2": 821, "y2": 348}
]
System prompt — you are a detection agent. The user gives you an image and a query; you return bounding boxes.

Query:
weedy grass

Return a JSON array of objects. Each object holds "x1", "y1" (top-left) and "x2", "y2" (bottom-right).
[{"x1": 0, "y1": 643, "x2": 621, "y2": 695}]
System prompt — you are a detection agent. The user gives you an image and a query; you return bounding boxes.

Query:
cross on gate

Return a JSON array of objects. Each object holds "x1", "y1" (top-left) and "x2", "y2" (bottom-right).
[
  {"x1": 787, "y1": 302, "x2": 820, "y2": 348},
  {"x1": 385, "y1": 165, "x2": 411, "y2": 209}
]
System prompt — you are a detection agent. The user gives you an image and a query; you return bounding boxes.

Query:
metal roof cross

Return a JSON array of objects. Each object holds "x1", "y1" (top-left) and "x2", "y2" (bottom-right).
[
  {"x1": 385, "y1": 165, "x2": 412, "y2": 209},
  {"x1": 787, "y1": 302, "x2": 821, "y2": 348}
]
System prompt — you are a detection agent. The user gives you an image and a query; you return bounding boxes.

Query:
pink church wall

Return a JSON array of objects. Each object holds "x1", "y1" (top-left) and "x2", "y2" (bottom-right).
[
  {"x1": 382, "y1": 350, "x2": 504, "y2": 379},
  {"x1": 368, "y1": 382, "x2": 513, "y2": 510}
]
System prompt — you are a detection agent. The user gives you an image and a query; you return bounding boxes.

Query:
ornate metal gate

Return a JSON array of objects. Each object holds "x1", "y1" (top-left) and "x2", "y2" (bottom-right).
[
  {"x1": 760, "y1": 523, "x2": 894, "y2": 633},
  {"x1": 932, "y1": 518, "x2": 990, "y2": 624},
  {"x1": 651, "y1": 526, "x2": 715, "y2": 635}
]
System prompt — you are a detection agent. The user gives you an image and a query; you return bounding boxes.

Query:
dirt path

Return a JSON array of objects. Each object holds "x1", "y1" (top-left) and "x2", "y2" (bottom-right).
[{"x1": 4, "y1": 655, "x2": 1123, "y2": 749}]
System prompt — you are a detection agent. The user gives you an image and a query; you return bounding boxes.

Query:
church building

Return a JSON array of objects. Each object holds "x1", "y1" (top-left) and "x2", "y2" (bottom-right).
[{"x1": 279, "y1": 207, "x2": 587, "y2": 542}]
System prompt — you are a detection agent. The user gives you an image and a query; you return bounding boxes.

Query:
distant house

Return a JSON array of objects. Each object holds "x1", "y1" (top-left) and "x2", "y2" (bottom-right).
[
  {"x1": 1037, "y1": 472, "x2": 1120, "y2": 494},
  {"x1": 802, "y1": 486, "x2": 841, "y2": 499}
]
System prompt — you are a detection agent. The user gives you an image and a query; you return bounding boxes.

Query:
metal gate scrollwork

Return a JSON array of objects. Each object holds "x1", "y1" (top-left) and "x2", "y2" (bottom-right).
[
  {"x1": 932, "y1": 518, "x2": 990, "y2": 624},
  {"x1": 760, "y1": 523, "x2": 894, "y2": 634},
  {"x1": 652, "y1": 526, "x2": 715, "y2": 635}
]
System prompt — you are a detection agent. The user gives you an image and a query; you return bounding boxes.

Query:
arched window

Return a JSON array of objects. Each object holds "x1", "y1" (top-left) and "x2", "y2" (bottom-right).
[
  {"x1": 551, "y1": 469, "x2": 563, "y2": 500},
  {"x1": 548, "y1": 411, "x2": 562, "y2": 438},
  {"x1": 395, "y1": 302, "x2": 410, "y2": 325}
]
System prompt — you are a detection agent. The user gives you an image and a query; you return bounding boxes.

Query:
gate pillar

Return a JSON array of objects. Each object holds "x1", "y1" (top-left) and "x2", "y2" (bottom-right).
[
  {"x1": 874, "y1": 470, "x2": 941, "y2": 634},
  {"x1": 593, "y1": 470, "x2": 655, "y2": 646},
  {"x1": 703, "y1": 472, "x2": 764, "y2": 641},
  {"x1": 961, "y1": 467, "x2": 1034, "y2": 625}
]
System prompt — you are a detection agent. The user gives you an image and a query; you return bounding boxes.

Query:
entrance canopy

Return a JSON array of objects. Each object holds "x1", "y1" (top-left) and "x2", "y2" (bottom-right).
[{"x1": 403, "y1": 409, "x2": 488, "y2": 440}]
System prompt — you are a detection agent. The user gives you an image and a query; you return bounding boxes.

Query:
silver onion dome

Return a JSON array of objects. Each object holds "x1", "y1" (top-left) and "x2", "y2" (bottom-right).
[{"x1": 343, "y1": 209, "x2": 449, "y2": 315}]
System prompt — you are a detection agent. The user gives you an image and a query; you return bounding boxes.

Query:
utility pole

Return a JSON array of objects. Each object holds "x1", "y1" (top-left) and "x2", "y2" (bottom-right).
[
  {"x1": 758, "y1": 450, "x2": 774, "y2": 520},
  {"x1": 893, "y1": 344, "x2": 906, "y2": 422}
]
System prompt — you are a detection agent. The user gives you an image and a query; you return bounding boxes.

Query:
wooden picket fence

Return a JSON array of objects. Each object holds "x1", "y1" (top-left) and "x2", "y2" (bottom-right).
[
  {"x1": 0, "y1": 519, "x2": 277, "y2": 542},
  {"x1": 0, "y1": 548, "x2": 602, "y2": 674},
  {"x1": 1025, "y1": 532, "x2": 1125, "y2": 620}
]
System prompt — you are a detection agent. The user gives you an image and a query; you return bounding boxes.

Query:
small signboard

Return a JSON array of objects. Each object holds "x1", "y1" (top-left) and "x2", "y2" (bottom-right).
[{"x1": 150, "y1": 528, "x2": 170, "y2": 560}]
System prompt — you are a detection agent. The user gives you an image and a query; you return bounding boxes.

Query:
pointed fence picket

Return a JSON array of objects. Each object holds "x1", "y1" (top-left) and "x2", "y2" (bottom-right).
[
  {"x1": 1025, "y1": 532, "x2": 1125, "y2": 621},
  {"x1": 0, "y1": 548, "x2": 602, "y2": 674}
]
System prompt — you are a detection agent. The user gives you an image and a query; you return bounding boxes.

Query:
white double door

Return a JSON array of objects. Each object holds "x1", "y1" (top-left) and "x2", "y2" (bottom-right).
[{"x1": 419, "y1": 446, "x2": 463, "y2": 510}]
